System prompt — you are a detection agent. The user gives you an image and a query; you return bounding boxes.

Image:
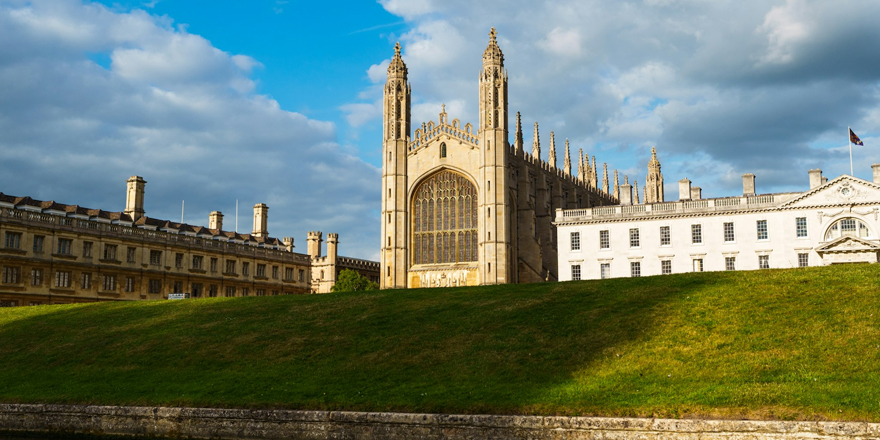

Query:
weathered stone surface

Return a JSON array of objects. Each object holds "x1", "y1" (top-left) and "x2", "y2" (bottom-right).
[{"x1": 1, "y1": 404, "x2": 879, "y2": 440}]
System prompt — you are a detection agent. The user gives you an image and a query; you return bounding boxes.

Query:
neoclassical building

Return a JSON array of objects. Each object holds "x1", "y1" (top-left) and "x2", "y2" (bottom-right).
[
  {"x1": 0, "y1": 176, "x2": 379, "y2": 306},
  {"x1": 555, "y1": 156, "x2": 880, "y2": 280},
  {"x1": 380, "y1": 29, "x2": 622, "y2": 289}
]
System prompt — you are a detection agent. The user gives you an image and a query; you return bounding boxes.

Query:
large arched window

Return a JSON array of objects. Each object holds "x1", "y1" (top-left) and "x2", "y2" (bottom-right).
[
  {"x1": 825, "y1": 217, "x2": 872, "y2": 241},
  {"x1": 412, "y1": 170, "x2": 478, "y2": 265}
]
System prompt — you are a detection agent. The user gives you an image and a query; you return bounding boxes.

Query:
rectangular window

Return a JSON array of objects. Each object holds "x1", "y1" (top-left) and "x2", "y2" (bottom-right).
[
  {"x1": 272, "y1": 290, "x2": 280, "y2": 296},
  {"x1": 175, "y1": 253, "x2": 184, "y2": 268},
  {"x1": 242, "y1": 262, "x2": 249, "y2": 276},
  {"x1": 242, "y1": 287, "x2": 250, "y2": 296},
  {"x1": 630, "y1": 261, "x2": 641, "y2": 277},
  {"x1": 284, "y1": 267, "x2": 294, "y2": 280},
  {"x1": 570, "y1": 232, "x2": 581, "y2": 251},
  {"x1": 150, "y1": 250, "x2": 162, "y2": 265},
  {"x1": 82, "y1": 241, "x2": 93, "y2": 258},
  {"x1": 691, "y1": 224, "x2": 702, "y2": 244},
  {"x1": 256, "y1": 289, "x2": 266, "y2": 296},
  {"x1": 4, "y1": 232, "x2": 22, "y2": 249},
  {"x1": 600, "y1": 263, "x2": 611, "y2": 279},
  {"x1": 660, "y1": 226, "x2": 670, "y2": 246},
  {"x1": 298, "y1": 269, "x2": 305, "y2": 282},
  {"x1": 191, "y1": 283, "x2": 203, "y2": 297},
  {"x1": 256, "y1": 264, "x2": 266, "y2": 277},
  {"x1": 81, "y1": 273, "x2": 91, "y2": 289},
  {"x1": 103, "y1": 244, "x2": 117, "y2": 261},
  {"x1": 798, "y1": 253, "x2": 809, "y2": 267},
  {"x1": 225, "y1": 260, "x2": 237, "y2": 274},
  {"x1": 757, "y1": 220, "x2": 768, "y2": 240},
  {"x1": 56, "y1": 238, "x2": 72, "y2": 255},
  {"x1": 209, "y1": 285, "x2": 218, "y2": 297},
  {"x1": 31, "y1": 268, "x2": 43, "y2": 286},
  {"x1": 693, "y1": 259, "x2": 704, "y2": 272},
  {"x1": 148, "y1": 279, "x2": 162, "y2": 294},
  {"x1": 796, "y1": 217, "x2": 808, "y2": 238},
  {"x1": 661, "y1": 260, "x2": 672, "y2": 275},
  {"x1": 54, "y1": 270, "x2": 71, "y2": 288},
  {"x1": 725, "y1": 256, "x2": 736, "y2": 271},
  {"x1": 173, "y1": 281, "x2": 184, "y2": 293},
  {"x1": 33, "y1": 235, "x2": 45, "y2": 253},
  {"x1": 571, "y1": 264, "x2": 581, "y2": 281},
  {"x1": 126, "y1": 247, "x2": 137, "y2": 263},
  {"x1": 723, "y1": 222, "x2": 735, "y2": 243},
  {"x1": 759, "y1": 255, "x2": 770, "y2": 269},
  {"x1": 124, "y1": 276, "x2": 135, "y2": 292},
  {"x1": 629, "y1": 228, "x2": 640, "y2": 248},
  {"x1": 192, "y1": 255, "x2": 202, "y2": 269},
  {"x1": 272, "y1": 266, "x2": 279, "y2": 279},
  {"x1": 210, "y1": 258, "x2": 218, "y2": 273},
  {"x1": 2, "y1": 267, "x2": 21, "y2": 284},
  {"x1": 599, "y1": 230, "x2": 610, "y2": 249},
  {"x1": 102, "y1": 274, "x2": 116, "y2": 291},
  {"x1": 225, "y1": 286, "x2": 235, "y2": 297}
]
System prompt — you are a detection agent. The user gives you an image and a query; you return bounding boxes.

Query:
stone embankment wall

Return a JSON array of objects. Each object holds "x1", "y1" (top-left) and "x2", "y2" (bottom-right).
[{"x1": 1, "y1": 404, "x2": 879, "y2": 439}]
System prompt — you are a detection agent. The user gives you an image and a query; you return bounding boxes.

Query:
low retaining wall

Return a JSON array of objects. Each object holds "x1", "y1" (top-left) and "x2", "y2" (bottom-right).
[{"x1": 1, "y1": 404, "x2": 879, "y2": 439}]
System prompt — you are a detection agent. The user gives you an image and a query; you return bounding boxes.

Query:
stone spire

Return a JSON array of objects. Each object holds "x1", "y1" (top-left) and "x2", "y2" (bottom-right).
[
  {"x1": 578, "y1": 148, "x2": 585, "y2": 182},
  {"x1": 514, "y1": 112, "x2": 523, "y2": 155},
  {"x1": 387, "y1": 42, "x2": 408, "y2": 79},
  {"x1": 483, "y1": 27, "x2": 504, "y2": 66},
  {"x1": 613, "y1": 170, "x2": 620, "y2": 201},
  {"x1": 634, "y1": 180, "x2": 640, "y2": 204},
  {"x1": 532, "y1": 122, "x2": 540, "y2": 159},
  {"x1": 591, "y1": 156, "x2": 599, "y2": 189},
  {"x1": 563, "y1": 139, "x2": 571, "y2": 175},
  {"x1": 625, "y1": 175, "x2": 629, "y2": 185},
  {"x1": 645, "y1": 146, "x2": 664, "y2": 203},
  {"x1": 602, "y1": 163, "x2": 609, "y2": 194},
  {"x1": 548, "y1": 131, "x2": 556, "y2": 168}
]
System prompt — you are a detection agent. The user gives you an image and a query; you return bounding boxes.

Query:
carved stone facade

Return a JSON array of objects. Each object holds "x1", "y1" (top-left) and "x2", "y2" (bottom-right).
[
  {"x1": 0, "y1": 176, "x2": 379, "y2": 306},
  {"x1": 556, "y1": 166, "x2": 880, "y2": 280},
  {"x1": 380, "y1": 30, "x2": 619, "y2": 289}
]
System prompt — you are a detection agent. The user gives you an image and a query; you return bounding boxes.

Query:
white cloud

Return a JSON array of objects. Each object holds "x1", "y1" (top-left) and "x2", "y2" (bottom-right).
[
  {"x1": 378, "y1": 0, "x2": 435, "y2": 20},
  {"x1": 538, "y1": 27, "x2": 582, "y2": 57}
]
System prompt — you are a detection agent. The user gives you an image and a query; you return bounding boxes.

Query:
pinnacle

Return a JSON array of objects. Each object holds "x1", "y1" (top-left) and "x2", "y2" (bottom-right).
[{"x1": 483, "y1": 27, "x2": 504, "y2": 65}]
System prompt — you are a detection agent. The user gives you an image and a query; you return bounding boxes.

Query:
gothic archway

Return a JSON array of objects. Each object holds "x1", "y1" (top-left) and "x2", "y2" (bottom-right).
[{"x1": 412, "y1": 169, "x2": 478, "y2": 265}]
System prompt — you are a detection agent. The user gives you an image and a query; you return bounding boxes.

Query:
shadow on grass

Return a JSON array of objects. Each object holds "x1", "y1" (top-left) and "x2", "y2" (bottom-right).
[{"x1": 0, "y1": 266, "x2": 877, "y2": 420}]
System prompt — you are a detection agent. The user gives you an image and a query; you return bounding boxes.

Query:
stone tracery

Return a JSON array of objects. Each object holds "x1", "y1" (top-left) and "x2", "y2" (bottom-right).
[{"x1": 412, "y1": 170, "x2": 478, "y2": 265}]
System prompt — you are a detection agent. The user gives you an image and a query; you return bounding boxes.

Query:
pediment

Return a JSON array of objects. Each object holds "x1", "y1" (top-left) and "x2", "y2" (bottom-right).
[
  {"x1": 781, "y1": 175, "x2": 880, "y2": 208},
  {"x1": 815, "y1": 235, "x2": 880, "y2": 254}
]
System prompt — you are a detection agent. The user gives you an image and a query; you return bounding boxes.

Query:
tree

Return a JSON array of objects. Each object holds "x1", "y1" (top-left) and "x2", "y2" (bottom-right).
[{"x1": 331, "y1": 269, "x2": 379, "y2": 292}]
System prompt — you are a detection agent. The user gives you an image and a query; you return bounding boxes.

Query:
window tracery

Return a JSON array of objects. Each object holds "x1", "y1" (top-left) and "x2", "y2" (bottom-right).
[{"x1": 412, "y1": 170, "x2": 479, "y2": 264}]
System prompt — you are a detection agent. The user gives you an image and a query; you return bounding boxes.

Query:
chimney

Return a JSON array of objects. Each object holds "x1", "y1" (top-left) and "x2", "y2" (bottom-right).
[
  {"x1": 742, "y1": 173, "x2": 756, "y2": 196},
  {"x1": 619, "y1": 183, "x2": 633, "y2": 205},
  {"x1": 873, "y1": 164, "x2": 880, "y2": 184},
  {"x1": 808, "y1": 169, "x2": 823, "y2": 189},
  {"x1": 282, "y1": 237, "x2": 294, "y2": 252},
  {"x1": 307, "y1": 231, "x2": 322, "y2": 259},
  {"x1": 679, "y1": 178, "x2": 692, "y2": 201},
  {"x1": 252, "y1": 203, "x2": 268, "y2": 238},
  {"x1": 124, "y1": 176, "x2": 146, "y2": 219},
  {"x1": 209, "y1": 211, "x2": 223, "y2": 230},
  {"x1": 690, "y1": 186, "x2": 702, "y2": 200},
  {"x1": 327, "y1": 233, "x2": 339, "y2": 265}
]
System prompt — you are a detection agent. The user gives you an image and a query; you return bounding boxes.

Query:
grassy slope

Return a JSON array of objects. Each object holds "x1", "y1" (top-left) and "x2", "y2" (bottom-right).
[{"x1": 0, "y1": 265, "x2": 878, "y2": 421}]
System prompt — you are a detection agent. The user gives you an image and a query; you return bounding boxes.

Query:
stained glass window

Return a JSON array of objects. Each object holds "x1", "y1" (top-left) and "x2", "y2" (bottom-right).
[{"x1": 412, "y1": 170, "x2": 479, "y2": 264}]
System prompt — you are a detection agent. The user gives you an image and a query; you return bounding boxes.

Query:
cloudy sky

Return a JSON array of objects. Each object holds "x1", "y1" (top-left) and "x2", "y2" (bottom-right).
[{"x1": 1, "y1": 0, "x2": 879, "y2": 260}]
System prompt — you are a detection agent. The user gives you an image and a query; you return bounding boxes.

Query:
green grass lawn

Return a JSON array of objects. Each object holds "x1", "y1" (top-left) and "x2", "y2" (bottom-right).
[{"x1": 1, "y1": 264, "x2": 879, "y2": 421}]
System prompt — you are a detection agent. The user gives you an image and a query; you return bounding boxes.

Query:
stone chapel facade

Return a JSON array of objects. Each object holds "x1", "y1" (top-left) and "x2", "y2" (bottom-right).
[{"x1": 380, "y1": 29, "x2": 620, "y2": 289}]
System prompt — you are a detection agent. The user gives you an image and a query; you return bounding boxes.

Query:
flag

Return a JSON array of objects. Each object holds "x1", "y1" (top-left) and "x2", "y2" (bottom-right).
[{"x1": 850, "y1": 128, "x2": 864, "y2": 146}]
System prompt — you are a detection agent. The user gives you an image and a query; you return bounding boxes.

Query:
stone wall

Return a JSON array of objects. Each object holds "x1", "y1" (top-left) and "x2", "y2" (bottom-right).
[{"x1": 1, "y1": 404, "x2": 879, "y2": 440}]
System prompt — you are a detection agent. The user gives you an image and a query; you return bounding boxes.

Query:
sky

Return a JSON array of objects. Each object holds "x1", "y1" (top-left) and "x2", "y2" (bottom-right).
[{"x1": 1, "y1": 0, "x2": 879, "y2": 260}]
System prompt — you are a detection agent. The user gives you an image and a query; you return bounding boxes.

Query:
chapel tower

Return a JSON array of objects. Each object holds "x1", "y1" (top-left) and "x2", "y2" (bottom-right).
[
  {"x1": 380, "y1": 42, "x2": 411, "y2": 289},
  {"x1": 478, "y1": 28, "x2": 512, "y2": 284},
  {"x1": 645, "y1": 146, "x2": 664, "y2": 203}
]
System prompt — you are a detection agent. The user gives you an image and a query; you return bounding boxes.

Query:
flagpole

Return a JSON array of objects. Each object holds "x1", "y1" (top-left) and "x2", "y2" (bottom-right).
[{"x1": 849, "y1": 126, "x2": 854, "y2": 176}]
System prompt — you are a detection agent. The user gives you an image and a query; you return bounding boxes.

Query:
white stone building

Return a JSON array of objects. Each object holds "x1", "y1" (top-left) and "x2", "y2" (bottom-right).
[{"x1": 555, "y1": 165, "x2": 880, "y2": 281}]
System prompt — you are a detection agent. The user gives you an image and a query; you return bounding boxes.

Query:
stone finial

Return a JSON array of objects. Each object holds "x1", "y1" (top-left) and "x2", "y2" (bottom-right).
[
  {"x1": 613, "y1": 170, "x2": 620, "y2": 201},
  {"x1": 548, "y1": 131, "x2": 556, "y2": 168},
  {"x1": 578, "y1": 148, "x2": 585, "y2": 181},
  {"x1": 591, "y1": 156, "x2": 599, "y2": 189},
  {"x1": 602, "y1": 163, "x2": 609, "y2": 195},
  {"x1": 532, "y1": 122, "x2": 541, "y2": 159},
  {"x1": 387, "y1": 42, "x2": 408, "y2": 77},
  {"x1": 625, "y1": 174, "x2": 629, "y2": 185},
  {"x1": 483, "y1": 27, "x2": 504, "y2": 64},
  {"x1": 514, "y1": 112, "x2": 523, "y2": 154},
  {"x1": 563, "y1": 139, "x2": 572, "y2": 176}
]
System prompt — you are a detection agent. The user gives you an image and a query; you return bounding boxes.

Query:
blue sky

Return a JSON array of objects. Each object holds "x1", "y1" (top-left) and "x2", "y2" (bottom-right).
[{"x1": 2, "y1": 0, "x2": 880, "y2": 260}]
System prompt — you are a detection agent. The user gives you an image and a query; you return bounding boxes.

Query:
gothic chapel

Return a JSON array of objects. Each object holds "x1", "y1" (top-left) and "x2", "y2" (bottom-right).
[{"x1": 380, "y1": 29, "x2": 619, "y2": 289}]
